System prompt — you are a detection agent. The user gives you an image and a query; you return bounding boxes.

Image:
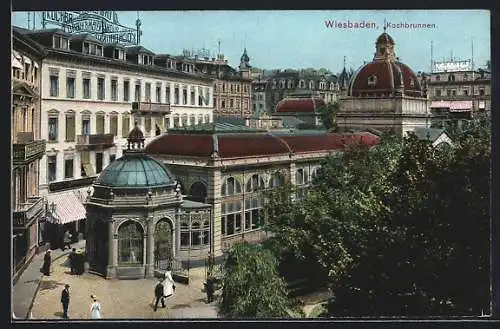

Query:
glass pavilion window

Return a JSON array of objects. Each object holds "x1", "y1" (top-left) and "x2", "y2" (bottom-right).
[
  {"x1": 180, "y1": 213, "x2": 210, "y2": 249},
  {"x1": 118, "y1": 221, "x2": 144, "y2": 265}
]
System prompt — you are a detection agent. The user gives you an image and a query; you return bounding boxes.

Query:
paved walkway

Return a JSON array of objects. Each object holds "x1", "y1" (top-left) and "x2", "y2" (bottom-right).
[
  {"x1": 12, "y1": 240, "x2": 86, "y2": 319},
  {"x1": 28, "y1": 250, "x2": 218, "y2": 319}
]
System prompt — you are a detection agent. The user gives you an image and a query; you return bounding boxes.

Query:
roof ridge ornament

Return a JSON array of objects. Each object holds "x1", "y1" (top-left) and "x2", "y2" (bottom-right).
[{"x1": 126, "y1": 120, "x2": 145, "y2": 152}]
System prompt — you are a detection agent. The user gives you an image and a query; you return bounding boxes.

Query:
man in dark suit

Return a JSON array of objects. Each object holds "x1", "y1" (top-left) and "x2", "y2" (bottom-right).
[
  {"x1": 153, "y1": 280, "x2": 165, "y2": 311},
  {"x1": 68, "y1": 249, "x2": 76, "y2": 275},
  {"x1": 61, "y1": 284, "x2": 70, "y2": 319}
]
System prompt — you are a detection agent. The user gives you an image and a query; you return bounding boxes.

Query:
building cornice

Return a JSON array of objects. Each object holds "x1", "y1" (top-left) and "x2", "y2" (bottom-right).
[{"x1": 43, "y1": 49, "x2": 215, "y2": 83}]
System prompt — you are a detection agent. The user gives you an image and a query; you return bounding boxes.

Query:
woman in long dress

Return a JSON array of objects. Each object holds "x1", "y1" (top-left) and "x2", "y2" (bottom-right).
[
  {"x1": 162, "y1": 271, "x2": 175, "y2": 298},
  {"x1": 90, "y1": 295, "x2": 102, "y2": 319}
]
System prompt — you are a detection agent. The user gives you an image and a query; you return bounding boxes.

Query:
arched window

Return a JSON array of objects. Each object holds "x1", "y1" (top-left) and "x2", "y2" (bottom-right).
[
  {"x1": 221, "y1": 177, "x2": 242, "y2": 196},
  {"x1": 118, "y1": 221, "x2": 143, "y2": 265},
  {"x1": 299, "y1": 80, "x2": 305, "y2": 88},
  {"x1": 287, "y1": 80, "x2": 293, "y2": 89},
  {"x1": 189, "y1": 114, "x2": 196, "y2": 126},
  {"x1": 191, "y1": 221, "x2": 201, "y2": 246},
  {"x1": 246, "y1": 174, "x2": 265, "y2": 192},
  {"x1": 189, "y1": 181, "x2": 207, "y2": 202}
]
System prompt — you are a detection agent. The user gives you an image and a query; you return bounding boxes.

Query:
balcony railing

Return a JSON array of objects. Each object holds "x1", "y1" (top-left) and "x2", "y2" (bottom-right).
[
  {"x1": 132, "y1": 102, "x2": 171, "y2": 114},
  {"x1": 49, "y1": 175, "x2": 98, "y2": 192},
  {"x1": 13, "y1": 139, "x2": 46, "y2": 165},
  {"x1": 76, "y1": 134, "x2": 115, "y2": 150},
  {"x1": 13, "y1": 196, "x2": 44, "y2": 227}
]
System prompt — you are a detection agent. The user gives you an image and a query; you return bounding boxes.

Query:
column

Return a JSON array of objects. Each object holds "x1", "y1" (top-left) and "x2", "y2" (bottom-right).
[
  {"x1": 106, "y1": 220, "x2": 117, "y2": 278},
  {"x1": 194, "y1": 85, "x2": 199, "y2": 107},
  {"x1": 56, "y1": 151, "x2": 64, "y2": 182},
  {"x1": 146, "y1": 217, "x2": 155, "y2": 278},
  {"x1": 169, "y1": 82, "x2": 174, "y2": 105},
  {"x1": 142, "y1": 233, "x2": 148, "y2": 277}
]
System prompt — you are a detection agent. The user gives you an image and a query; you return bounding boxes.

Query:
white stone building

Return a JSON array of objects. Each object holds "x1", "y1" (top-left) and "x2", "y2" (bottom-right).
[{"x1": 13, "y1": 26, "x2": 215, "y2": 197}]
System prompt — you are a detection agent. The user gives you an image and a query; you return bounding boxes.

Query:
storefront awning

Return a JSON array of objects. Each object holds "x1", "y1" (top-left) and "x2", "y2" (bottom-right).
[
  {"x1": 430, "y1": 100, "x2": 472, "y2": 112},
  {"x1": 46, "y1": 191, "x2": 86, "y2": 225}
]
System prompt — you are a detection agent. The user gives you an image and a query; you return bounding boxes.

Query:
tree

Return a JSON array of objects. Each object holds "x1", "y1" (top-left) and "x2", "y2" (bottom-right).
[
  {"x1": 219, "y1": 243, "x2": 300, "y2": 318},
  {"x1": 263, "y1": 124, "x2": 490, "y2": 316},
  {"x1": 316, "y1": 101, "x2": 340, "y2": 130}
]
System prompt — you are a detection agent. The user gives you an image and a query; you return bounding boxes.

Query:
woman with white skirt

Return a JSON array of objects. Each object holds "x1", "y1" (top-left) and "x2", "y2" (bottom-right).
[{"x1": 90, "y1": 295, "x2": 102, "y2": 319}]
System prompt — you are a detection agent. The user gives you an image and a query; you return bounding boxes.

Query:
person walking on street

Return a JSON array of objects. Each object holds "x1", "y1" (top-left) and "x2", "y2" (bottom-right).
[
  {"x1": 41, "y1": 250, "x2": 51, "y2": 276},
  {"x1": 162, "y1": 270, "x2": 175, "y2": 299},
  {"x1": 60, "y1": 284, "x2": 70, "y2": 319},
  {"x1": 62, "y1": 230, "x2": 72, "y2": 250},
  {"x1": 90, "y1": 295, "x2": 102, "y2": 319},
  {"x1": 68, "y1": 248, "x2": 76, "y2": 275},
  {"x1": 153, "y1": 279, "x2": 165, "y2": 311}
]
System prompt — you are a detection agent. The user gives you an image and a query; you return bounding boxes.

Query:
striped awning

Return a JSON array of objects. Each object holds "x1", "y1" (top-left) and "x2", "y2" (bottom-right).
[
  {"x1": 430, "y1": 100, "x2": 472, "y2": 112},
  {"x1": 45, "y1": 191, "x2": 86, "y2": 225}
]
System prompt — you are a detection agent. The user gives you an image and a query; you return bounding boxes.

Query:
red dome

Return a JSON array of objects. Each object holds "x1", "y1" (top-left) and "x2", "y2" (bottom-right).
[
  {"x1": 275, "y1": 97, "x2": 326, "y2": 113},
  {"x1": 348, "y1": 32, "x2": 424, "y2": 98}
]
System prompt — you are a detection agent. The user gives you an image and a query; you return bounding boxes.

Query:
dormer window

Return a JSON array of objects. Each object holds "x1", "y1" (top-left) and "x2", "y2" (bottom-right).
[
  {"x1": 53, "y1": 35, "x2": 69, "y2": 50},
  {"x1": 114, "y1": 49, "x2": 125, "y2": 60},
  {"x1": 367, "y1": 75, "x2": 377, "y2": 86},
  {"x1": 83, "y1": 43, "x2": 90, "y2": 54},
  {"x1": 140, "y1": 55, "x2": 152, "y2": 66},
  {"x1": 409, "y1": 78, "x2": 415, "y2": 88}
]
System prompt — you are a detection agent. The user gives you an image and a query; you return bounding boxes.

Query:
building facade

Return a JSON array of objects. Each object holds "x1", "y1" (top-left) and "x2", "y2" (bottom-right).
[
  {"x1": 262, "y1": 69, "x2": 342, "y2": 114},
  {"x1": 339, "y1": 32, "x2": 430, "y2": 136},
  {"x1": 158, "y1": 50, "x2": 253, "y2": 119},
  {"x1": 420, "y1": 61, "x2": 491, "y2": 128},
  {"x1": 145, "y1": 123, "x2": 379, "y2": 259},
  {"x1": 12, "y1": 27, "x2": 215, "y2": 210},
  {"x1": 12, "y1": 29, "x2": 47, "y2": 278}
]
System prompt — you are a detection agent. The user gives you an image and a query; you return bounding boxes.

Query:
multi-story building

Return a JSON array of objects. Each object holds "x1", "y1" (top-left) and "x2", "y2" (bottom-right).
[
  {"x1": 12, "y1": 26, "x2": 215, "y2": 235},
  {"x1": 159, "y1": 49, "x2": 253, "y2": 119},
  {"x1": 419, "y1": 60, "x2": 491, "y2": 128},
  {"x1": 252, "y1": 68, "x2": 345, "y2": 115},
  {"x1": 12, "y1": 28, "x2": 47, "y2": 278},
  {"x1": 252, "y1": 78, "x2": 267, "y2": 117}
]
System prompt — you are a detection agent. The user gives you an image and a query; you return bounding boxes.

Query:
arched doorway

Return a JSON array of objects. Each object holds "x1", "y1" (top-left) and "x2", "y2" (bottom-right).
[
  {"x1": 189, "y1": 181, "x2": 207, "y2": 202},
  {"x1": 117, "y1": 221, "x2": 144, "y2": 266},
  {"x1": 154, "y1": 219, "x2": 173, "y2": 271}
]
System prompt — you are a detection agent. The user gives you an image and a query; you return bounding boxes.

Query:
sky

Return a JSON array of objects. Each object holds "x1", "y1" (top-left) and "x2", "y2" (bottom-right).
[{"x1": 12, "y1": 10, "x2": 490, "y2": 74}]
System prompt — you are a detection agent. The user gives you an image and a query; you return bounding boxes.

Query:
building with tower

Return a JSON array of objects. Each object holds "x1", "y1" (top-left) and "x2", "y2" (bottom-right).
[
  {"x1": 338, "y1": 31, "x2": 430, "y2": 135},
  {"x1": 159, "y1": 48, "x2": 253, "y2": 119}
]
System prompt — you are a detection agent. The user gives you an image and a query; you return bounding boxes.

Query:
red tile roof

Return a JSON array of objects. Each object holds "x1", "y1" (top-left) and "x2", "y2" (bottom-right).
[
  {"x1": 275, "y1": 97, "x2": 326, "y2": 113},
  {"x1": 145, "y1": 132, "x2": 380, "y2": 159}
]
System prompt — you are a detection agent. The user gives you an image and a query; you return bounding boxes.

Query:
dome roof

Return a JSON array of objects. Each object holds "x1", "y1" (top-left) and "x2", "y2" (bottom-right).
[
  {"x1": 348, "y1": 32, "x2": 423, "y2": 98},
  {"x1": 94, "y1": 153, "x2": 176, "y2": 188}
]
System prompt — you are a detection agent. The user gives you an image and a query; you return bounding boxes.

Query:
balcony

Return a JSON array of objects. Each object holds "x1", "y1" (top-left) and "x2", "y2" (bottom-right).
[
  {"x1": 132, "y1": 102, "x2": 171, "y2": 114},
  {"x1": 76, "y1": 134, "x2": 115, "y2": 151},
  {"x1": 13, "y1": 139, "x2": 46, "y2": 166},
  {"x1": 13, "y1": 196, "x2": 44, "y2": 228},
  {"x1": 49, "y1": 175, "x2": 98, "y2": 193}
]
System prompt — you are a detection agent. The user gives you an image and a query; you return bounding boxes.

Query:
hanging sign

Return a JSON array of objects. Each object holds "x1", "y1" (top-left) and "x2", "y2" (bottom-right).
[{"x1": 41, "y1": 11, "x2": 141, "y2": 46}]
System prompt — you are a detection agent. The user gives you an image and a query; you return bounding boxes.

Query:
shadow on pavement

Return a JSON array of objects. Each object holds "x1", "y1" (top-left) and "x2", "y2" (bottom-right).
[
  {"x1": 170, "y1": 303, "x2": 191, "y2": 309},
  {"x1": 54, "y1": 311, "x2": 64, "y2": 318},
  {"x1": 39, "y1": 280, "x2": 65, "y2": 291}
]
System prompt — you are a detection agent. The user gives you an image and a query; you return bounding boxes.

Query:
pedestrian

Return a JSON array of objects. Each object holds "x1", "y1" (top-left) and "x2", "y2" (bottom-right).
[
  {"x1": 153, "y1": 279, "x2": 165, "y2": 311},
  {"x1": 162, "y1": 270, "x2": 176, "y2": 299},
  {"x1": 62, "y1": 230, "x2": 72, "y2": 250},
  {"x1": 60, "y1": 284, "x2": 70, "y2": 319},
  {"x1": 205, "y1": 277, "x2": 215, "y2": 303},
  {"x1": 68, "y1": 248, "x2": 76, "y2": 275},
  {"x1": 41, "y1": 250, "x2": 51, "y2": 276},
  {"x1": 90, "y1": 294, "x2": 102, "y2": 319}
]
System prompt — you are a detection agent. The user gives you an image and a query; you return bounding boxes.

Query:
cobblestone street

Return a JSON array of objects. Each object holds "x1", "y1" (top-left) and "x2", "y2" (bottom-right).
[{"x1": 31, "y1": 255, "x2": 218, "y2": 319}]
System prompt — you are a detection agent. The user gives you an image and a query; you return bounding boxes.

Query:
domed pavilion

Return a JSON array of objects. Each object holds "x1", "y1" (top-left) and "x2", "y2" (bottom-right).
[
  {"x1": 85, "y1": 122, "x2": 212, "y2": 279},
  {"x1": 338, "y1": 30, "x2": 430, "y2": 135}
]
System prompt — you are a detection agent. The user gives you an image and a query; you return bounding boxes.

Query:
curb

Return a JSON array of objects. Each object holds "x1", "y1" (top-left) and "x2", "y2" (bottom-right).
[{"x1": 24, "y1": 247, "x2": 82, "y2": 319}]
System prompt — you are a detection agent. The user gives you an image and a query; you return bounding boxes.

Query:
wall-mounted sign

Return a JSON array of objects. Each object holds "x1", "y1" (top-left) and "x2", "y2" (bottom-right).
[
  {"x1": 42, "y1": 11, "x2": 142, "y2": 46},
  {"x1": 432, "y1": 60, "x2": 472, "y2": 73}
]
